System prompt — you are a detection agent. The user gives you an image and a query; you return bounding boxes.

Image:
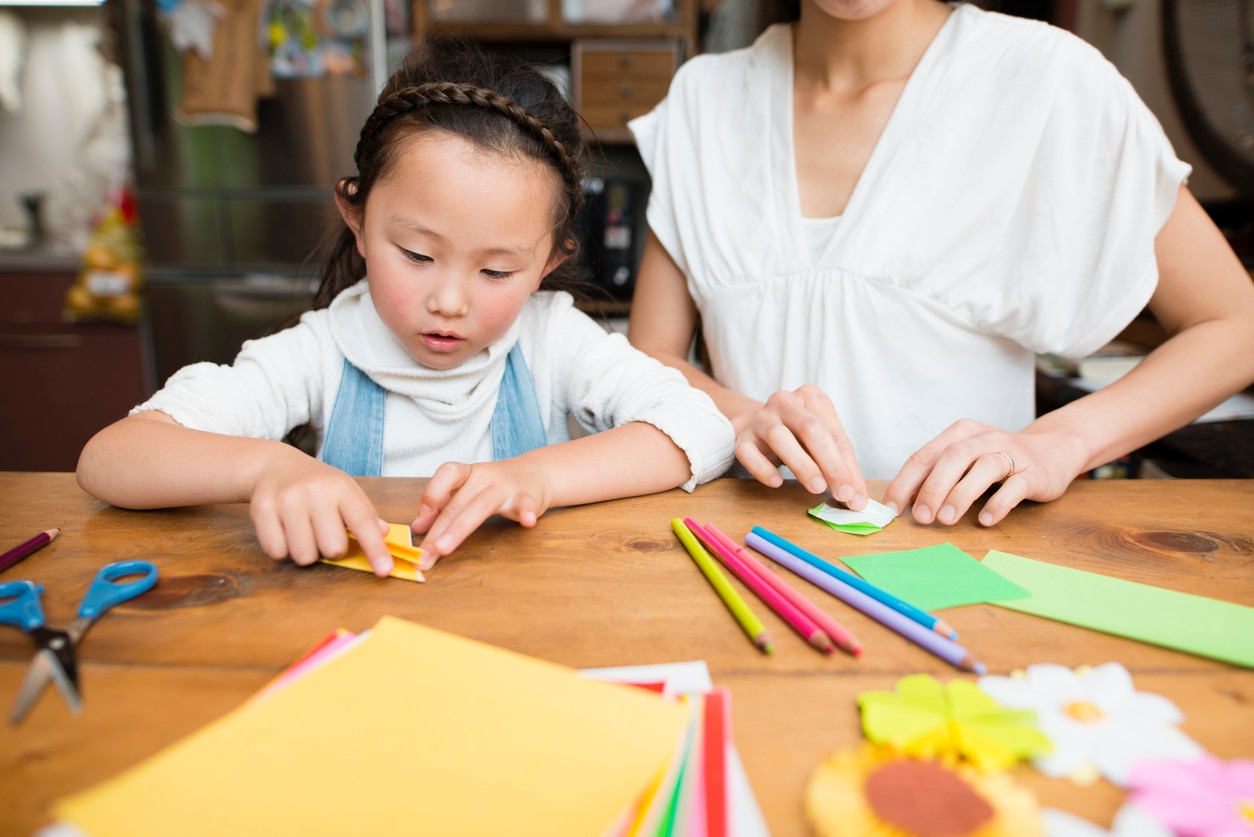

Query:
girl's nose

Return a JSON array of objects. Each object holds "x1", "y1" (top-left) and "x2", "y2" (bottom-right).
[{"x1": 425, "y1": 274, "x2": 469, "y2": 317}]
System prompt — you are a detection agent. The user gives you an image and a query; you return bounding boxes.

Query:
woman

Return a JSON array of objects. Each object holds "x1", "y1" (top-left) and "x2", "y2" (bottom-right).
[{"x1": 627, "y1": 0, "x2": 1254, "y2": 526}]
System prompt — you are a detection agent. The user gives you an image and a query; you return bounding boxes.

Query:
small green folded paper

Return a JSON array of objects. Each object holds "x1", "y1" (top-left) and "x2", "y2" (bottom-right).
[{"x1": 808, "y1": 499, "x2": 897, "y2": 536}]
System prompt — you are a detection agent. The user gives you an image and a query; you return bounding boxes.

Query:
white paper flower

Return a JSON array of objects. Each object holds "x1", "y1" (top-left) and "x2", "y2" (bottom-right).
[
  {"x1": 977, "y1": 662, "x2": 1204, "y2": 787},
  {"x1": 1041, "y1": 805, "x2": 1173, "y2": 837}
]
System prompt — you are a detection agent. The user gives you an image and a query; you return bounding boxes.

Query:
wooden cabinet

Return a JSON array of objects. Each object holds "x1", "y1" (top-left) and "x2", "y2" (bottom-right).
[
  {"x1": 0, "y1": 268, "x2": 148, "y2": 472},
  {"x1": 573, "y1": 40, "x2": 680, "y2": 141}
]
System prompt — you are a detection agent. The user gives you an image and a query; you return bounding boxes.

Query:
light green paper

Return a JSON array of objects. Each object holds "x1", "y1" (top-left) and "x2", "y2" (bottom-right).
[
  {"x1": 840, "y1": 543, "x2": 1031, "y2": 612},
  {"x1": 857, "y1": 674, "x2": 1050, "y2": 771},
  {"x1": 982, "y1": 550, "x2": 1254, "y2": 669}
]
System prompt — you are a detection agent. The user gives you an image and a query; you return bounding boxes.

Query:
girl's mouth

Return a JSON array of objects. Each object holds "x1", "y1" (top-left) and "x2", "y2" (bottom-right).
[{"x1": 420, "y1": 332, "x2": 465, "y2": 353}]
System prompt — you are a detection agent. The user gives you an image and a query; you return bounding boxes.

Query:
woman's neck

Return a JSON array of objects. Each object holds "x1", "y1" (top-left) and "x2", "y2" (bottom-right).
[{"x1": 793, "y1": 0, "x2": 953, "y2": 93}]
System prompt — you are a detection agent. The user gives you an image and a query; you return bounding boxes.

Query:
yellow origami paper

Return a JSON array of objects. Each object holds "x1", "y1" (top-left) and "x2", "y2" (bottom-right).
[
  {"x1": 857, "y1": 674, "x2": 1051, "y2": 771},
  {"x1": 320, "y1": 522, "x2": 425, "y2": 582}
]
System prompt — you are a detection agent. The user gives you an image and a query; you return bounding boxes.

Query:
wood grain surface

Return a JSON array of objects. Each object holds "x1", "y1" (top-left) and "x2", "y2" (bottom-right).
[{"x1": 1, "y1": 473, "x2": 1252, "y2": 835}]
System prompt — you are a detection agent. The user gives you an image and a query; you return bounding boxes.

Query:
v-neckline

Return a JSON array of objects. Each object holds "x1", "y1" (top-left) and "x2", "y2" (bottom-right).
[{"x1": 779, "y1": 6, "x2": 963, "y2": 263}]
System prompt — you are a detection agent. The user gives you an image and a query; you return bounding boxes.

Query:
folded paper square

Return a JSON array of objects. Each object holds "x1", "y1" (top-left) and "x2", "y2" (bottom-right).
[{"x1": 320, "y1": 522, "x2": 425, "y2": 581}]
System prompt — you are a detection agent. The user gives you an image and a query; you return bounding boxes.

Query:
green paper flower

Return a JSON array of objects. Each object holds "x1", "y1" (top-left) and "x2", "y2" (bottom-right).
[{"x1": 857, "y1": 674, "x2": 1052, "y2": 771}]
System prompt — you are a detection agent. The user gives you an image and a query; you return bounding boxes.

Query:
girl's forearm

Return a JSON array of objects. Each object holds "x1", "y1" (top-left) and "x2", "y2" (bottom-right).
[
  {"x1": 76, "y1": 413, "x2": 296, "y2": 509},
  {"x1": 527, "y1": 422, "x2": 693, "y2": 508}
]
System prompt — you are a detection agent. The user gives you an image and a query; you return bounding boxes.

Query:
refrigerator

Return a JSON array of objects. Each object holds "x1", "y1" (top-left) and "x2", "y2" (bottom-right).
[{"x1": 112, "y1": 0, "x2": 408, "y2": 386}]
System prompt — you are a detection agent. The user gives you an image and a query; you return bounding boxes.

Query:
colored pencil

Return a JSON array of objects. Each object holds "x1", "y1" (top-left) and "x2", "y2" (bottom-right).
[
  {"x1": 686, "y1": 518, "x2": 834, "y2": 654},
  {"x1": 0, "y1": 528, "x2": 60, "y2": 575},
  {"x1": 671, "y1": 519, "x2": 774, "y2": 654},
  {"x1": 745, "y1": 532, "x2": 987, "y2": 674},
  {"x1": 703, "y1": 523, "x2": 863, "y2": 657},
  {"x1": 750, "y1": 525, "x2": 959, "y2": 640}
]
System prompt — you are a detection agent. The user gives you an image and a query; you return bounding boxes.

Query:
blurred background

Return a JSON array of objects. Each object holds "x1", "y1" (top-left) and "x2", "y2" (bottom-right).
[{"x1": 1, "y1": 0, "x2": 1251, "y2": 475}]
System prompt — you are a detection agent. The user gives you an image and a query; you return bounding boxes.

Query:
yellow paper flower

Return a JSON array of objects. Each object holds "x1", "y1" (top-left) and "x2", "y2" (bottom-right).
[
  {"x1": 857, "y1": 674, "x2": 1052, "y2": 771},
  {"x1": 806, "y1": 745, "x2": 1041, "y2": 837}
]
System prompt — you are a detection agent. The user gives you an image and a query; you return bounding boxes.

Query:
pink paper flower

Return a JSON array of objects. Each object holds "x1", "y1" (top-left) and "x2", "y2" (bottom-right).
[{"x1": 1127, "y1": 754, "x2": 1254, "y2": 836}]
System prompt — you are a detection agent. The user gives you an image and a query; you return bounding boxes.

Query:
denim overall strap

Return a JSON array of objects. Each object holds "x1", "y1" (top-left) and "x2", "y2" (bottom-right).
[
  {"x1": 492, "y1": 343, "x2": 547, "y2": 459},
  {"x1": 319, "y1": 358, "x2": 386, "y2": 477}
]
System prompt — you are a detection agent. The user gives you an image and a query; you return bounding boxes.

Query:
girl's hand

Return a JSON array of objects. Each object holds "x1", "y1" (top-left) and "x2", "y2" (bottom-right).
[
  {"x1": 734, "y1": 385, "x2": 868, "y2": 509},
  {"x1": 248, "y1": 451, "x2": 394, "y2": 576},
  {"x1": 411, "y1": 460, "x2": 554, "y2": 569},
  {"x1": 883, "y1": 418, "x2": 1086, "y2": 527}
]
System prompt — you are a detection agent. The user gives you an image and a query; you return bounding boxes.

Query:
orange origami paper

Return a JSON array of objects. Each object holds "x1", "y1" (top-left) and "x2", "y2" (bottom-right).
[{"x1": 320, "y1": 522, "x2": 425, "y2": 582}]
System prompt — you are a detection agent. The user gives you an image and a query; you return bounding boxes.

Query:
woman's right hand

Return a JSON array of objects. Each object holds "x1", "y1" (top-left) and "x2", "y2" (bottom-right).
[{"x1": 733, "y1": 384, "x2": 868, "y2": 509}]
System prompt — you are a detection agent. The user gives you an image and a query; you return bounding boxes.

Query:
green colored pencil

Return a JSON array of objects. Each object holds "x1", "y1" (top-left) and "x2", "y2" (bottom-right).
[{"x1": 671, "y1": 518, "x2": 773, "y2": 654}]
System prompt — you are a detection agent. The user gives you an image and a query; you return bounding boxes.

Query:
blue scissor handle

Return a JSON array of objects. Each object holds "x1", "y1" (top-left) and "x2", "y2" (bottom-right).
[
  {"x1": 0, "y1": 581, "x2": 46, "y2": 631},
  {"x1": 78, "y1": 561, "x2": 159, "y2": 620}
]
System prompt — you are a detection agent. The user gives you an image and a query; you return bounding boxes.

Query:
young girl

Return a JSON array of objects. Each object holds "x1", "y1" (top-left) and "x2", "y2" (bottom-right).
[{"x1": 76, "y1": 40, "x2": 735, "y2": 576}]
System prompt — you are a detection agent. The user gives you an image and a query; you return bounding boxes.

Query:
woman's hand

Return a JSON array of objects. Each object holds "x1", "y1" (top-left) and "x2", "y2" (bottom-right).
[
  {"x1": 411, "y1": 460, "x2": 554, "y2": 569},
  {"x1": 883, "y1": 418, "x2": 1087, "y2": 527},
  {"x1": 734, "y1": 385, "x2": 868, "y2": 509},
  {"x1": 248, "y1": 450, "x2": 394, "y2": 576}
]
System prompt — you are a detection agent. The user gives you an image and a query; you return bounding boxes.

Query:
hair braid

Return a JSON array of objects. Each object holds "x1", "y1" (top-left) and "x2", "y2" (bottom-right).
[{"x1": 356, "y1": 82, "x2": 578, "y2": 191}]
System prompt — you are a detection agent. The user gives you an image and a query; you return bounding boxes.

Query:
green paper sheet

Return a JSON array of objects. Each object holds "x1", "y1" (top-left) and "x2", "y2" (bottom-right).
[
  {"x1": 981, "y1": 550, "x2": 1254, "y2": 669},
  {"x1": 840, "y1": 543, "x2": 1031, "y2": 612}
]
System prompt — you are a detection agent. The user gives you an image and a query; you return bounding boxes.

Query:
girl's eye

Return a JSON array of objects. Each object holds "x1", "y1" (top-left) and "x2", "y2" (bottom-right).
[
  {"x1": 482, "y1": 269, "x2": 514, "y2": 280},
  {"x1": 401, "y1": 249, "x2": 432, "y2": 264}
]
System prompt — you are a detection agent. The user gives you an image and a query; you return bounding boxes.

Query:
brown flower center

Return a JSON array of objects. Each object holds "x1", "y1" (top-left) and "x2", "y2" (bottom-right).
[{"x1": 864, "y1": 759, "x2": 995, "y2": 836}]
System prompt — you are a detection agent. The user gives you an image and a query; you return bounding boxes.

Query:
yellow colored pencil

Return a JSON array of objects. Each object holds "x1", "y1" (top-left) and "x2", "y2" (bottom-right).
[{"x1": 671, "y1": 518, "x2": 773, "y2": 654}]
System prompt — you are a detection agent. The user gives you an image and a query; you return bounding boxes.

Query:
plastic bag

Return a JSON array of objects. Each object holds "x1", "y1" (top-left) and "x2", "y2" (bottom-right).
[{"x1": 64, "y1": 186, "x2": 143, "y2": 323}]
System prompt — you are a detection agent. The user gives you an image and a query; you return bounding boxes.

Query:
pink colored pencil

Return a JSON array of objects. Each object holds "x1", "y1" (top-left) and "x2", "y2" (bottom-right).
[
  {"x1": 684, "y1": 518, "x2": 834, "y2": 654},
  {"x1": 704, "y1": 524, "x2": 863, "y2": 657}
]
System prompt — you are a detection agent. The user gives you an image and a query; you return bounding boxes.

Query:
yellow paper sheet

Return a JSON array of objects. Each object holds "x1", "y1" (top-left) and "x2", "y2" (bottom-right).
[
  {"x1": 320, "y1": 522, "x2": 425, "y2": 582},
  {"x1": 54, "y1": 616, "x2": 689, "y2": 837}
]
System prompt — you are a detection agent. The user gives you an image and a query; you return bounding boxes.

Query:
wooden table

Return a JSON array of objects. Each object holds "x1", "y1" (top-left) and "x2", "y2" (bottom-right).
[{"x1": 2, "y1": 473, "x2": 1252, "y2": 835}]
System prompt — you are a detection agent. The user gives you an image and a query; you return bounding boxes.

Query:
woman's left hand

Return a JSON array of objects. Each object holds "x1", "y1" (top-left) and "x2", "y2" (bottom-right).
[{"x1": 883, "y1": 418, "x2": 1085, "y2": 527}]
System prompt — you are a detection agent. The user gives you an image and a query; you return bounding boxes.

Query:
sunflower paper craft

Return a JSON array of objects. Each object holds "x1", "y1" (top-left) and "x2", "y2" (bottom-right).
[
  {"x1": 857, "y1": 673, "x2": 1051, "y2": 772},
  {"x1": 806, "y1": 744, "x2": 1042, "y2": 837},
  {"x1": 976, "y1": 662, "x2": 1204, "y2": 787},
  {"x1": 1126, "y1": 754, "x2": 1254, "y2": 837}
]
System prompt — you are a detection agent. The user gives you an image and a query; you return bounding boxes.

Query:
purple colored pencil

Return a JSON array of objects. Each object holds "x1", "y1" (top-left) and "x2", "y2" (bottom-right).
[{"x1": 744, "y1": 532, "x2": 986, "y2": 674}]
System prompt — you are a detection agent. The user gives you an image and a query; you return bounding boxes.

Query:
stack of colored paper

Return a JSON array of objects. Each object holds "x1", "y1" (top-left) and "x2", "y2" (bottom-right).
[
  {"x1": 581, "y1": 661, "x2": 771, "y2": 837},
  {"x1": 50, "y1": 617, "x2": 703, "y2": 836}
]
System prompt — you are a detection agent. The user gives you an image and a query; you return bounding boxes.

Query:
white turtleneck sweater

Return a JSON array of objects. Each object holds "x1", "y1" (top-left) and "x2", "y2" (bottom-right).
[{"x1": 133, "y1": 282, "x2": 734, "y2": 490}]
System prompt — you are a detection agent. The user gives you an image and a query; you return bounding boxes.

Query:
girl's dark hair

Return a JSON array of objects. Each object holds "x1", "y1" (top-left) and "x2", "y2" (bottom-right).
[{"x1": 314, "y1": 37, "x2": 588, "y2": 309}]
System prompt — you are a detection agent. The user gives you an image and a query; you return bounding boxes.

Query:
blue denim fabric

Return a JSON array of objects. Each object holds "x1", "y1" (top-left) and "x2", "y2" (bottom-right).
[
  {"x1": 319, "y1": 357, "x2": 387, "y2": 477},
  {"x1": 490, "y1": 345, "x2": 547, "y2": 461},
  {"x1": 319, "y1": 345, "x2": 547, "y2": 476}
]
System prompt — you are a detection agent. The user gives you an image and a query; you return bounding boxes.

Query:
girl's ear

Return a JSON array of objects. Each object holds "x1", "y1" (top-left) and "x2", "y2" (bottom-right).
[
  {"x1": 536, "y1": 242, "x2": 572, "y2": 291},
  {"x1": 334, "y1": 181, "x2": 366, "y2": 258}
]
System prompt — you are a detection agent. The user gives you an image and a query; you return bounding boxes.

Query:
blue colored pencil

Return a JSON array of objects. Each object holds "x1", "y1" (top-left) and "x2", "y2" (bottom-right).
[{"x1": 749, "y1": 526, "x2": 958, "y2": 640}]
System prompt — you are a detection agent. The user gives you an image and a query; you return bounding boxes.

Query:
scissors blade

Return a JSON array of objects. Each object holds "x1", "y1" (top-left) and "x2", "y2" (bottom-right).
[{"x1": 9, "y1": 648, "x2": 82, "y2": 725}]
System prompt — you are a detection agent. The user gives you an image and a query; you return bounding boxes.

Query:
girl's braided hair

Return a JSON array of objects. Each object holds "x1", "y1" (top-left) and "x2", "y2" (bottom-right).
[{"x1": 314, "y1": 37, "x2": 588, "y2": 309}]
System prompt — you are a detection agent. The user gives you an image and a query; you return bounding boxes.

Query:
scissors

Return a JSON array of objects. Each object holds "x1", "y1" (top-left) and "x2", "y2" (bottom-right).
[{"x1": 0, "y1": 560, "x2": 158, "y2": 725}]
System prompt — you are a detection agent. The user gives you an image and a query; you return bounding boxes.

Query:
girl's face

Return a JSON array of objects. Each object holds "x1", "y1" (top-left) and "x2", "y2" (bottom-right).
[{"x1": 337, "y1": 130, "x2": 565, "y2": 370}]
